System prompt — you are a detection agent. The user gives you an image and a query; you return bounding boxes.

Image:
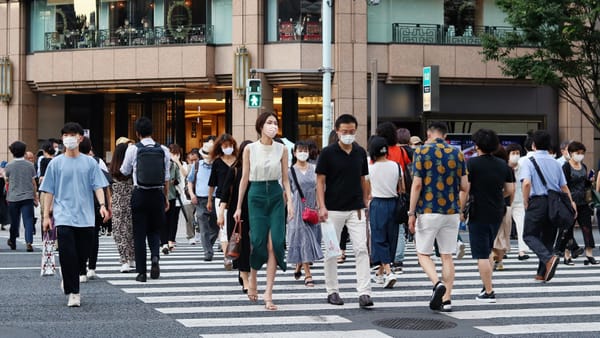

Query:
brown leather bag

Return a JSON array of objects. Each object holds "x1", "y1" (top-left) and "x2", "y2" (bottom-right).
[{"x1": 226, "y1": 220, "x2": 242, "y2": 260}]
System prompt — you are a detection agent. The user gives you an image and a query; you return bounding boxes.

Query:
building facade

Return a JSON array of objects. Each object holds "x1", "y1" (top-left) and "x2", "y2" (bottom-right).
[{"x1": 0, "y1": 0, "x2": 595, "y2": 163}]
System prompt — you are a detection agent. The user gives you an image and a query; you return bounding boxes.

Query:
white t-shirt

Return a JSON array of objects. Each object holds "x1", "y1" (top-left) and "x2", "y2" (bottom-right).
[{"x1": 368, "y1": 160, "x2": 400, "y2": 198}]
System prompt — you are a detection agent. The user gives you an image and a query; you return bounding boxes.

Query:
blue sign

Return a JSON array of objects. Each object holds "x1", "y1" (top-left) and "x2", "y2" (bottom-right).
[{"x1": 423, "y1": 67, "x2": 431, "y2": 87}]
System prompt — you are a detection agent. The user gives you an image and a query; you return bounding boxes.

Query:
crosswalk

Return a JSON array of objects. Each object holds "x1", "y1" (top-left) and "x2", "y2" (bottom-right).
[{"x1": 94, "y1": 236, "x2": 600, "y2": 337}]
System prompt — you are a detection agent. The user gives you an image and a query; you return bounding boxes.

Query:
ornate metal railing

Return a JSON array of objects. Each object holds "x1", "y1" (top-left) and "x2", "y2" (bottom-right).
[
  {"x1": 391, "y1": 23, "x2": 528, "y2": 46},
  {"x1": 43, "y1": 24, "x2": 213, "y2": 51}
]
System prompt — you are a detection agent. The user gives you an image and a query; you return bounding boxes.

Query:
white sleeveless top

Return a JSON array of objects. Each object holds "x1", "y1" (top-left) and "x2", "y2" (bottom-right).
[{"x1": 248, "y1": 141, "x2": 284, "y2": 181}]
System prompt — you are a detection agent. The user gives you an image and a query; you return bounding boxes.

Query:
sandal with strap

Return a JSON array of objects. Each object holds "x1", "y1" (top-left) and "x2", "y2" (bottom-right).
[
  {"x1": 304, "y1": 275, "x2": 314, "y2": 287},
  {"x1": 264, "y1": 299, "x2": 278, "y2": 311},
  {"x1": 337, "y1": 254, "x2": 346, "y2": 264}
]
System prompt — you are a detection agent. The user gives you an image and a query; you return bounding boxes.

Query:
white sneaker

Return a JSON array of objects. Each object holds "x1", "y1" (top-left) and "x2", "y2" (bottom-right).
[
  {"x1": 456, "y1": 241, "x2": 466, "y2": 260},
  {"x1": 79, "y1": 275, "x2": 88, "y2": 283},
  {"x1": 194, "y1": 233, "x2": 202, "y2": 243},
  {"x1": 188, "y1": 237, "x2": 197, "y2": 245},
  {"x1": 67, "y1": 293, "x2": 81, "y2": 307},
  {"x1": 120, "y1": 263, "x2": 131, "y2": 273},
  {"x1": 383, "y1": 273, "x2": 397, "y2": 289},
  {"x1": 129, "y1": 260, "x2": 136, "y2": 270},
  {"x1": 86, "y1": 269, "x2": 97, "y2": 280},
  {"x1": 372, "y1": 273, "x2": 384, "y2": 284}
]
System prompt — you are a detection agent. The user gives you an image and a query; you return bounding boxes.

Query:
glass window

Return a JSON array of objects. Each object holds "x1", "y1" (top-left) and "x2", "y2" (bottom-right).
[
  {"x1": 210, "y1": 0, "x2": 232, "y2": 44},
  {"x1": 266, "y1": 0, "x2": 323, "y2": 42},
  {"x1": 444, "y1": 0, "x2": 479, "y2": 37}
]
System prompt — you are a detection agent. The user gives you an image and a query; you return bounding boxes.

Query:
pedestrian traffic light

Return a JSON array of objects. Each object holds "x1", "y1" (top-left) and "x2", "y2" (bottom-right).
[{"x1": 246, "y1": 79, "x2": 261, "y2": 108}]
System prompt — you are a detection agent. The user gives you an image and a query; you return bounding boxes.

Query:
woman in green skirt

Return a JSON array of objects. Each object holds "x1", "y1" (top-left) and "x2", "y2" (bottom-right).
[{"x1": 234, "y1": 112, "x2": 293, "y2": 311}]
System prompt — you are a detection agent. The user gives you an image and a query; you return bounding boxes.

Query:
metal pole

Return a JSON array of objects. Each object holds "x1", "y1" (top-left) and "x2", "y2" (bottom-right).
[
  {"x1": 321, "y1": 1, "x2": 333, "y2": 148},
  {"x1": 370, "y1": 59, "x2": 377, "y2": 136}
]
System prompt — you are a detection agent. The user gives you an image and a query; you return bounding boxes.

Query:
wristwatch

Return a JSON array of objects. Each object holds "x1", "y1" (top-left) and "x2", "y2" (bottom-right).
[{"x1": 407, "y1": 211, "x2": 416, "y2": 217}]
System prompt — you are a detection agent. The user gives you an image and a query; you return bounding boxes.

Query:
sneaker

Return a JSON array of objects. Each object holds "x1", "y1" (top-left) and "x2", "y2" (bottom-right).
[
  {"x1": 429, "y1": 281, "x2": 446, "y2": 310},
  {"x1": 26, "y1": 243, "x2": 33, "y2": 252},
  {"x1": 224, "y1": 259, "x2": 233, "y2": 271},
  {"x1": 371, "y1": 264, "x2": 381, "y2": 271},
  {"x1": 441, "y1": 300, "x2": 452, "y2": 312},
  {"x1": 150, "y1": 256, "x2": 160, "y2": 279},
  {"x1": 79, "y1": 275, "x2": 88, "y2": 283},
  {"x1": 129, "y1": 260, "x2": 136, "y2": 270},
  {"x1": 188, "y1": 237, "x2": 197, "y2": 245},
  {"x1": 494, "y1": 262, "x2": 504, "y2": 271},
  {"x1": 372, "y1": 273, "x2": 384, "y2": 284},
  {"x1": 383, "y1": 273, "x2": 397, "y2": 289},
  {"x1": 162, "y1": 245, "x2": 170, "y2": 255},
  {"x1": 120, "y1": 263, "x2": 131, "y2": 273},
  {"x1": 392, "y1": 261, "x2": 404, "y2": 274},
  {"x1": 86, "y1": 269, "x2": 97, "y2": 280},
  {"x1": 476, "y1": 290, "x2": 497, "y2": 303},
  {"x1": 67, "y1": 293, "x2": 81, "y2": 307},
  {"x1": 456, "y1": 241, "x2": 465, "y2": 259}
]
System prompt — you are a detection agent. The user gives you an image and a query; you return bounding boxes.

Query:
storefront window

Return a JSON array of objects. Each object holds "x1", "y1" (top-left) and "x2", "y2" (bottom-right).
[{"x1": 266, "y1": 0, "x2": 323, "y2": 42}]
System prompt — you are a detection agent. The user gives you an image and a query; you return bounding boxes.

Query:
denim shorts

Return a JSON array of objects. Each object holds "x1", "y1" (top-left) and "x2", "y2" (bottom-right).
[{"x1": 468, "y1": 221, "x2": 501, "y2": 259}]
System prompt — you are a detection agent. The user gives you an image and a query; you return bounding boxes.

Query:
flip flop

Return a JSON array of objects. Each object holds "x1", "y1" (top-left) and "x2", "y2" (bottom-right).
[{"x1": 304, "y1": 276, "x2": 314, "y2": 287}]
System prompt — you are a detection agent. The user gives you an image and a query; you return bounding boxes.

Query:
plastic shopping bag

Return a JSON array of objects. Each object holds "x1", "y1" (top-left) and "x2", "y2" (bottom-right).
[
  {"x1": 322, "y1": 222, "x2": 341, "y2": 259},
  {"x1": 40, "y1": 228, "x2": 57, "y2": 277},
  {"x1": 219, "y1": 226, "x2": 228, "y2": 243}
]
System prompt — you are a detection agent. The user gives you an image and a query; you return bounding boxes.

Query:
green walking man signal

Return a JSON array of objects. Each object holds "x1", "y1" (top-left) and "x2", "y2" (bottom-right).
[{"x1": 246, "y1": 79, "x2": 262, "y2": 108}]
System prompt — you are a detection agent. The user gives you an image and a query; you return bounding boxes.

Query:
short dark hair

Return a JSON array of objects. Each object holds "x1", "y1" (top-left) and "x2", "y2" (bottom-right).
[
  {"x1": 376, "y1": 122, "x2": 398, "y2": 146},
  {"x1": 41, "y1": 141, "x2": 56, "y2": 155},
  {"x1": 532, "y1": 130, "x2": 552, "y2": 151},
  {"x1": 335, "y1": 114, "x2": 358, "y2": 130},
  {"x1": 505, "y1": 143, "x2": 524, "y2": 156},
  {"x1": 523, "y1": 131, "x2": 534, "y2": 152},
  {"x1": 427, "y1": 121, "x2": 448, "y2": 136},
  {"x1": 472, "y1": 128, "x2": 499, "y2": 154},
  {"x1": 135, "y1": 117, "x2": 153, "y2": 137},
  {"x1": 368, "y1": 136, "x2": 388, "y2": 160},
  {"x1": 396, "y1": 128, "x2": 411, "y2": 144},
  {"x1": 567, "y1": 141, "x2": 586, "y2": 153},
  {"x1": 61, "y1": 122, "x2": 84, "y2": 136},
  {"x1": 79, "y1": 136, "x2": 93, "y2": 154},
  {"x1": 255, "y1": 112, "x2": 278, "y2": 135},
  {"x1": 9, "y1": 141, "x2": 26, "y2": 158}
]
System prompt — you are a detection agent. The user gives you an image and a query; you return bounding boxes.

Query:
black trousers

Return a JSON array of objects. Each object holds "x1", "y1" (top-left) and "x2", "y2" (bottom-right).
[
  {"x1": 57, "y1": 226, "x2": 94, "y2": 294},
  {"x1": 523, "y1": 196, "x2": 558, "y2": 276},
  {"x1": 161, "y1": 199, "x2": 180, "y2": 245},
  {"x1": 131, "y1": 188, "x2": 165, "y2": 274}
]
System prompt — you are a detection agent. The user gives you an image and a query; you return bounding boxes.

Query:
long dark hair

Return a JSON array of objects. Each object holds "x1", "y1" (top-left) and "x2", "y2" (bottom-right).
[
  {"x1": 110, "y1": 143, "x2": 130, "y2": 181},
  {"x1": 235, "y1": 140, "x2": 253, "y2": 169}
]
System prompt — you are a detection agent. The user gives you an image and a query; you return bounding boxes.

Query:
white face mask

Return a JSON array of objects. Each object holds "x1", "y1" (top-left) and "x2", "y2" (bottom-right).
[
  {"x1": 339, "y1": 134, "x2": 355, "y2": 145},
  {"x1": 572, "y1": 153, "x2": 584, "y2": 163},
  {"x1": 264, "y1": 124, "x2": 278, "y2": 138},
  {"x1": 296, "y1": 152, "x2": 309, "y2": 162},
  {"x1": 63, "y1": 136, "x2": 79, "y2": 150},
  {"x1": 222, "y1": 147, "x2": 234, "y2": 156},
  {"x1": 509, "y1": 154, "x2": 520, "y2": 164},
  {"x1": 54, "y1": 147, "x2": 60, "y2": 154}
]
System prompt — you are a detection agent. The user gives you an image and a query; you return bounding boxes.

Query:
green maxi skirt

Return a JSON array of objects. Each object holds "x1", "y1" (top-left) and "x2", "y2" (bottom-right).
[{"x1": 247, "y1": 180, "x2": 286, "y2": 271}]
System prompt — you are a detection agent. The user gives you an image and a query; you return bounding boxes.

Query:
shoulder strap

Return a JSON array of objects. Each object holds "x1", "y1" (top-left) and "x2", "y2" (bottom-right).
[
  {"x1": 192, "y1": 161, "x2": 200, "y2": 186},
  {"x1": 290, "y1": 166, "x2": 305, "y2": 202},
  {"x1": 529, "y1": 157, "x2": 548, "y2": 187}
]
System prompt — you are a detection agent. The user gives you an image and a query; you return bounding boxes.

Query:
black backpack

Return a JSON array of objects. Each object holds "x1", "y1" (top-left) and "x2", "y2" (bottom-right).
[{"x1": 135, "y1": 142, "x2": 165, "y2": 187}]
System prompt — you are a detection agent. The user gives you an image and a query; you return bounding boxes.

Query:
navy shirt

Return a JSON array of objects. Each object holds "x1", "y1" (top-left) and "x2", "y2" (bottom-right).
[{"x1": 315, "y1": 142, "x2": 368, "y2": 211}]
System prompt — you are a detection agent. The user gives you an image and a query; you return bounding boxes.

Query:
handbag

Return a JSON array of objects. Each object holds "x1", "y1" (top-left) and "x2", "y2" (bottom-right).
[
  {"x1": 530, "y1": 157, "x2": 575, "y2": 229},
  {"x1": 290, "y1": 166, "x2": 319, "y2": 225},
  {"x1": 40, "y1": 227, "x2": 57, "y2": 277},
  {"x1": 226, "y1": 220, "x2": 242, "y2": 260},
  {"x1": 393, "y1": 164, "x2": 409, "y2": 224}
]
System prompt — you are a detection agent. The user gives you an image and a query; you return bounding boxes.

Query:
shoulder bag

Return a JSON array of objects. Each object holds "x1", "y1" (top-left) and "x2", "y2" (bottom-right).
[
  {"x1": 393, "y1": 163, "x2": 409, "y2": 224},
  {"x1": 530, "y1": 157, "x2": 575, "y2": 229},
  {"x1": 290, "y1": 166, "x2": 319, "y2": 225}
]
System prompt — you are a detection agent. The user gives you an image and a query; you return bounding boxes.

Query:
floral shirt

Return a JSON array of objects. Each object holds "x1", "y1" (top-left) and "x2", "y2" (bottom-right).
[{"x1": 413, "y1": 138, "x2": 466, "y2": 214}]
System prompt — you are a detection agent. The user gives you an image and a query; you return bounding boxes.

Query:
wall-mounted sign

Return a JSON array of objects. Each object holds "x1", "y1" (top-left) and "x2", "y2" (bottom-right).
[{"x1": 423, "y1": 65, "x2": 439, "y2": 112}]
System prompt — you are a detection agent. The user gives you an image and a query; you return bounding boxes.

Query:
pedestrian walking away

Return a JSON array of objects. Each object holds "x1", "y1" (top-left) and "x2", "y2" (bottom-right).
[
  {"x1": 120, "y1": 117, "x2": 171, "y2": 283},
  {"x1": 39, "y1": 122, "x2": 110, "y2": 307}
]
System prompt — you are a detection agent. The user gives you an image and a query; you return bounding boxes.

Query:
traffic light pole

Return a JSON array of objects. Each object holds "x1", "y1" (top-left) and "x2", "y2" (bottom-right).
[{"x1": 322, "y1": 0, "x2": 333, "y2": 148}]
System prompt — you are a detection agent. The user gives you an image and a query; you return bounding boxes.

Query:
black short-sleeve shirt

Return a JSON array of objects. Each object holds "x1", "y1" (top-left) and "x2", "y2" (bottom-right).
[
  {"x1": 467, "y1": 154, "x2": 515, "y2": 224},
  {"x1": 315, "y1": 142, "x2": 369, "y2": 211},
  {"x1": 208, "y1": 158, "x2": 232, "y2": 199}
]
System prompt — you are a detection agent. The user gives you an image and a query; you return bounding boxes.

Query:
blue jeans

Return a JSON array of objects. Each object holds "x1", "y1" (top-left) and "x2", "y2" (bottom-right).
[
  {"x1": 8, "y1": 199, "x2": 34, "y2": 244},
  {"x1": 369, "y1": 198, "x2": 398, "y2": 265},
  {"x1": 394, "y1": 224, "x2": 406, "y2": 263}
]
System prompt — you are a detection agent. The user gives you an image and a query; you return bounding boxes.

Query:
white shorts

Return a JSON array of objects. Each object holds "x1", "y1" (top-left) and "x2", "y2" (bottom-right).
[{"x1": 415, "y1": 213, "x2": 460, "y2": 255}]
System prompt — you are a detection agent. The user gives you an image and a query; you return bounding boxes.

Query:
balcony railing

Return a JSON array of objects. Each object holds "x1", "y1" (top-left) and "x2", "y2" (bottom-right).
[
  {"x1": 391, "y1": 23, "x2": 529, "y2": 46},
  {"x1": 44, "y1": 24, "x2": 214, "y2": 51}
]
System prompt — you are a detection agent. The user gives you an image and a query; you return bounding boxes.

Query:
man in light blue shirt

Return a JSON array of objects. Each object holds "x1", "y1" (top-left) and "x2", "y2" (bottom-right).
[
  {"x1": 40, "y1": 122, "x2": 109, "y2": 307},
  {"x1": 187, "y1": 147, "x2": 218, "y2": 261},
  {"x1": 519, "y1": 130, "x2": 575, "y2": 283}
]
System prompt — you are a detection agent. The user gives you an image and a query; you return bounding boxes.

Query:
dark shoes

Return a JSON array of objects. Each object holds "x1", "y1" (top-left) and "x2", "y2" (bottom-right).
[
  {"x1": 571, "y1": 247, "x2": 584, "y2": 259},
  {"x1": 518, "y1": 254, "x2": 530, "y2": 261},
  {"x1": 430, "y1": 281, "x2": 446, "y2": 310},
  {"x1": 358, "y1": 294, "x2": 374, "y2": 309},
  {"x1": 150, "y1": 256, "x2": 160, "y2": 279},
  {"x1": 563, "y1": 258, "x2": 574, "y2": 266},
  {"x1": 135, "y1": 273, "x2": 147, "y2": 282},
  {"x1": 544, "y1": 255, "x2": 559, "y2": 281},
  {"x1": 204, "y1": 256, "x2": 213, "y2": 262},
  {"x1": 584, "y1": 256, "x2": 600, "y2": 266},
  {"x1": 327, "y1": 292, "x2": 344, "y2": 306},
  {"x1": 7, "y1": 239, "x2": 15, "y2": 250},
  {"x1": 26, "y1": 243, "x2": 33, "y2": 252}
]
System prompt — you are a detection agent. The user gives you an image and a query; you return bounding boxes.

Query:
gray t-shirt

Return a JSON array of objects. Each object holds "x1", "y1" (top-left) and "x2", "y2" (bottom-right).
[{"x1": 5, "y1": 159, "x2": 36, "y2": 202}]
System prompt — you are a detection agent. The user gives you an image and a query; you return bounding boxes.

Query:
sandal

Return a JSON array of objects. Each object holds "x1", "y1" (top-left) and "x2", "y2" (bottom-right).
[
  {"x1": 337, "y1": 254, "x2": 346, "y2": 264},
  {"x1": 304, "y1": 275, "x2": 314, "y2": 287},
  {"x1": 264, "y1": 299, "x2": 278, "y2": 311}
]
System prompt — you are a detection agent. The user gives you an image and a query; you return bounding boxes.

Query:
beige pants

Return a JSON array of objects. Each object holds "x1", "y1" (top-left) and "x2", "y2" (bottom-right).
[{"x1": 493, "y1": 206, "x2": 512, "y2": 253}]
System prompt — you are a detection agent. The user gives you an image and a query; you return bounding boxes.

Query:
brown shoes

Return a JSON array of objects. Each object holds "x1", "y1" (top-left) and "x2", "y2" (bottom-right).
[
  {"x1": 544, "y1": 255, "x2": 559, "y2": 281},
  {"x1": 26, "y1": 243, "x2": 33, "y2": 252}
]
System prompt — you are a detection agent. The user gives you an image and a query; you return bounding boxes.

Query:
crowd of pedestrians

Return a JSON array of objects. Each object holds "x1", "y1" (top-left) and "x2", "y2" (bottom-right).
[{"x1": 2, "y1": 115, "x2": 600, "y2": 312}]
